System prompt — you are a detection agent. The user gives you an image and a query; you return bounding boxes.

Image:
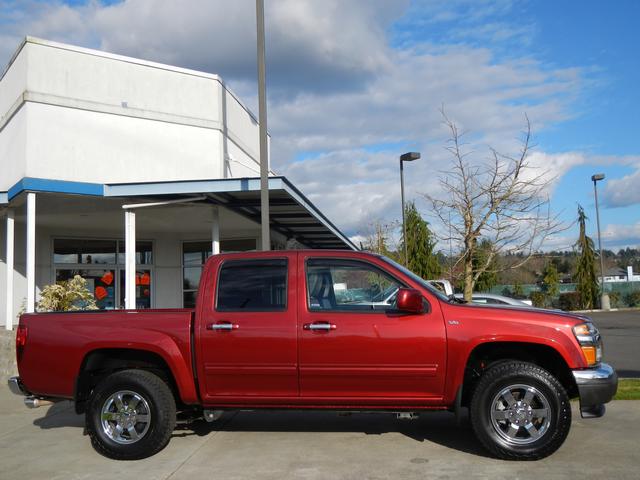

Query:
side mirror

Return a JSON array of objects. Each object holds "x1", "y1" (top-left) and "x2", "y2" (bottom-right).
[{"x1": 396, "y1": 288, "x2": 425, "y2": 314}]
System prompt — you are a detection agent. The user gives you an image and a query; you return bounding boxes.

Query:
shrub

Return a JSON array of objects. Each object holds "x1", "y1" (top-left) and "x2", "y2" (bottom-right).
[
  {"x1": 36, "y1": 275, "x2": 98, "y2": 312},
  {"x1": 513, "y1": 283, "x2": 524, "y2": 298},
  {"x1": 530, "y1": 291, "x2": 547, "y2": 308},
  {"x1": 625, "y1": 291, "x2": 640, "y2": 308},
  {"x1": 608, "y1": 291, "x2": 621, "y2": 308},
  {"x1": 558, "y1": 291, "x2": 582, "y2": 311}
]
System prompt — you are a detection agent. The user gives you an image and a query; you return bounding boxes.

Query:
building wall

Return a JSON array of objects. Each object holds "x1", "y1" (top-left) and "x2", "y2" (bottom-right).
[
  {"x1": 24, "y1": 102, "x2": 224, "y2": 184},
  {"x1": 0, "y1": 38, "x2": 268, "y2": 191},
  {"x1": 0, "y1": 107, "x2": 27, "y2": 189}
]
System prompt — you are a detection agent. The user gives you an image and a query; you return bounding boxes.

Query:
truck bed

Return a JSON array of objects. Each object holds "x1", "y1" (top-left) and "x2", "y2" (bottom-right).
[{"x1": 18, "y1": 309, "x2": 196, "y2": 401}]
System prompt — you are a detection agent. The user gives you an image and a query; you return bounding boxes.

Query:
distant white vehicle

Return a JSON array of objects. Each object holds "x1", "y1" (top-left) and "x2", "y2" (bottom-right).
[
  {"x1": 426, "y1": 279, "x2": 454, "y2": 296},
  {"x1": 454, "y1": 293, "x2": 533, "y2": 307},
  {"x1": 371, "y1": 280, "x2": 454, "y2": 306}
]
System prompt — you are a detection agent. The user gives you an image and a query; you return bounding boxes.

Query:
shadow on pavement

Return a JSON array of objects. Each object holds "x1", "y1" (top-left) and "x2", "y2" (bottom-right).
[
  {"x1": 31, "y1": 400, "x2": 491, "y2": 458},
  {"x1": 172, "y1": 409, "x2": 491, "y2": 458},
  {"x1": 33, "y1": 400, "x2": 84, "y2": 429}
]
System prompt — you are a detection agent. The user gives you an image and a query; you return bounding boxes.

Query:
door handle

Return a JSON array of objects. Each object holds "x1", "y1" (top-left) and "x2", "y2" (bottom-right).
[
  {"x1": 208, "y1": 322, "x2": 239, "y2": 331},
  {"x1": 303, "y1": 322, "x2": 337, "y2": 331}
]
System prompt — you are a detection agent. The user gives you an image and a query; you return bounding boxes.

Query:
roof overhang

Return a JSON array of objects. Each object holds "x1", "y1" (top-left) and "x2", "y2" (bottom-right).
[{"x1": 2, "y1": 176, "x2": 357, "y2": 250}]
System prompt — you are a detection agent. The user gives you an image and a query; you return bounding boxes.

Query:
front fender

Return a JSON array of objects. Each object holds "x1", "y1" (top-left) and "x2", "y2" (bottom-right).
[{"x1": 444, "y1": 327, "x2": 585, "y2": 405}]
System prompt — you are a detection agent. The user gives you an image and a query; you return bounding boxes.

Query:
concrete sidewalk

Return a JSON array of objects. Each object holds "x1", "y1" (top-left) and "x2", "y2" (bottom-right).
[{"x1": 0, "y1": 387, "x2": 636, "y2": 480}]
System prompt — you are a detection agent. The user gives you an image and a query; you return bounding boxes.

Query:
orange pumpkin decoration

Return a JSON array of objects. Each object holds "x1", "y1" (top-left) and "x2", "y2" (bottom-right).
[{"x1": 95, "y1": 286, "x2": 108, "y2": 300}]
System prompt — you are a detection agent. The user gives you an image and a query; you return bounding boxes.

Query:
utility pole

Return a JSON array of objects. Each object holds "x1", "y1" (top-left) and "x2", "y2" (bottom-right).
[
  {"x1": 399, "y1": 152, "x2": 420, "y2": 266},
  {"x1": 256, "y1": 0, "x2": 270, "y2": 250},
  {"x1": 591, "y1": 173, "x2": 609, "y2": 310}
]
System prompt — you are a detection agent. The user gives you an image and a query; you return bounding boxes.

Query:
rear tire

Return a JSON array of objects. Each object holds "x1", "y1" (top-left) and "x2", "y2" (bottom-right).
[
  {"x1": 470, "y1": 361, "x2": 571, "y2": 460},
  {"x1": 86, "y1": 369, "x2": 176, "y2": 460}
]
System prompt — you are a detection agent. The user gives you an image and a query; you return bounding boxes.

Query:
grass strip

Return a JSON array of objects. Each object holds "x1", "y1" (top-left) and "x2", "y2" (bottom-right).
[{"x1": 614, "y1": 379, "x2": 640, "y2": 400}]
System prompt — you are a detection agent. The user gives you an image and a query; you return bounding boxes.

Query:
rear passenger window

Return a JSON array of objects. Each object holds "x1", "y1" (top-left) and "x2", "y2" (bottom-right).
[{"x1": 216, "y1": 259, "x2": 287, "y2": 311}]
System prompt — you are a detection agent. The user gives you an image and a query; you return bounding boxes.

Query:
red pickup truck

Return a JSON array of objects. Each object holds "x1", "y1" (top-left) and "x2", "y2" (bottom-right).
[{"x1": 8, "y1": 250, "x2": 617, "y2": 460}]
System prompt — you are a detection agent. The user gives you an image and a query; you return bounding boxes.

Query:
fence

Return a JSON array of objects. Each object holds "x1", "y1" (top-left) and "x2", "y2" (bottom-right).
[{"x1": 489, "y1": 281, "x2": 640, "y2": 308}]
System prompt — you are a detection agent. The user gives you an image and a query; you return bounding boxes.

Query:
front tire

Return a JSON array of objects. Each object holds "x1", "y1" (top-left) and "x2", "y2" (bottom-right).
[
  {"x1": 470, "y1": 361, "x2": 571, "y2": 460},
  {"x1": 86, "y1": 369, "x2": 176, "y2": 460}
]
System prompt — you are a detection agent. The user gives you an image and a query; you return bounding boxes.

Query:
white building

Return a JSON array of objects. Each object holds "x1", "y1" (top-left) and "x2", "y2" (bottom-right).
[
  {"x1": 602, "y1": 266, "x2": 640, "y2": 283},
  {"x1": 0, "y1": 37, "x2": 354, "y2": 329}
]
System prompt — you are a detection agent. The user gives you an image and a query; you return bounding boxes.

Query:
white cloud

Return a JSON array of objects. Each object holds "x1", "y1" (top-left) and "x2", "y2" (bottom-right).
[
  {"x1": 0, "y1": 0, "x2": 635, "y2": 244},
  {"x1": 602, "y1": 161, "x2": 640, "y2": 208},
  {"x1": 601, "y1": 222, "x2": 640, "y2": 248}
]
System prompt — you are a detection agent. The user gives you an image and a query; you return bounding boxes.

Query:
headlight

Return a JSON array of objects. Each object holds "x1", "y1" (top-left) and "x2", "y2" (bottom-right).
[{"x1": 573, "y1": 322, "x2": 603, "y2": 366}]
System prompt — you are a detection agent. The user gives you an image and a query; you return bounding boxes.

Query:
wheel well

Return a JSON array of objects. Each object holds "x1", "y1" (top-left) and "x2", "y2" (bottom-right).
[
  {"x1": 74, "y1": 349, "x2": 180, "y2": 414},
  {"x1": 461, "y1": 342, "x2": 578, "y2": 407}
]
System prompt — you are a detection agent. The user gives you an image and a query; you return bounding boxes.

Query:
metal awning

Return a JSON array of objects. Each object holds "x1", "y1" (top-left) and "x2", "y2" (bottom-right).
[{"x1": 104, "y1": 176, "x2": 356, "y2": 250}]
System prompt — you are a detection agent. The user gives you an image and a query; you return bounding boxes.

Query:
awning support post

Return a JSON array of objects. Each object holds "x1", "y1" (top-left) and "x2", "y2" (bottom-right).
[
  {"x1": 26, "y1": 193, "x2": 36, "y2": 313},
  {"x1": 5, "y1": 209, "x2": 14, "y2": 329},
  {"x1": 211, "y1": 206, "x2": 220, "y2": 255},
  {"x1": 124, "y1": 209, "x2": 136, "y2": 309}
]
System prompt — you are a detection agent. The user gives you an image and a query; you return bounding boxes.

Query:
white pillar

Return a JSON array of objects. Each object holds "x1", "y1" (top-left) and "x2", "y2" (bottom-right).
[
  {"x1": 211, "y1": 206, "x2": 220, "y2": 255},
  {"x1": 5, "y1": 209, "x2": 14, "y2": 330},
  {"x1": 124, "y1": 209, "x2": 136, "y2": 309},
  {"x1": 26, "y1": 193, "x2": 36, "y2": 313}
]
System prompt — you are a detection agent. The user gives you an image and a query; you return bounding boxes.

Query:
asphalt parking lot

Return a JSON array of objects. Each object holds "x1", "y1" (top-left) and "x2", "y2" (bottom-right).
[
  {"x1": 0, "y1": 387, "x2": 637, "y2": 480},
  {"x1": 589, "y1": 310, "x2": 640, "y2": 377}
]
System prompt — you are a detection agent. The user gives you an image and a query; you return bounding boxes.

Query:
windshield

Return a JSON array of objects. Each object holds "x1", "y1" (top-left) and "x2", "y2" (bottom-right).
[{"x1": 378, "y1": 255, "x2": 450, "y2": 302}]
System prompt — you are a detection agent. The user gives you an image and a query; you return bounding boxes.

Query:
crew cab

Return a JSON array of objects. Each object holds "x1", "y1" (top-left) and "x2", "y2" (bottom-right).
[{"x1": 8, "y1": 250, "x2": 617, "y2": 460}]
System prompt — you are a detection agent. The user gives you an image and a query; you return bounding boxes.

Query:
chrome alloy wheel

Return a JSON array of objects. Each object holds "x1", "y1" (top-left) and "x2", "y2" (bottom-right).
[
  {"x1": 490, "y1": 384, "x2": 551, "y2": 445},
  {"x1": 101, "y1": 390, "x2": 151, "y2": 444}
]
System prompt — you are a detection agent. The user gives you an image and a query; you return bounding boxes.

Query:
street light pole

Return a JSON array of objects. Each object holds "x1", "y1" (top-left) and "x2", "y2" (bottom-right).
[
  {"x1": 591, "y1": 173, "x2": 609, "y2": 310},
  {"x1": 256, "y1": 0, "x2": 270, "y2": 250},
  {"x1": 400, "y1": 152, "x2": 420, "y2": 266}
]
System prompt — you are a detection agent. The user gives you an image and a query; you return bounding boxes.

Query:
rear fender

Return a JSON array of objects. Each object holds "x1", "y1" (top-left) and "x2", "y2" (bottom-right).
[{"x1": 80, "y1": 331, "x2": 198, "y2": 405}]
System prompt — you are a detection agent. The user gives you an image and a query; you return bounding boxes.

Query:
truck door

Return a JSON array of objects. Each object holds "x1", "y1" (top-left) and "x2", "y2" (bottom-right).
[
  {"x1": 197, "y1": 254, "x2": 298, "y2": 404},
  {"x1": 298, "y1": 256, "x2": 447, "y2": 404}
]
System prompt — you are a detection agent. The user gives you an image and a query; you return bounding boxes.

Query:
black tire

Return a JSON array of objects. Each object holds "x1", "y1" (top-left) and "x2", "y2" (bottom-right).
[
  {"x1": 86, "y1": 369, "x2": 176, "y2": 460},
  {"x1": 470, "y1": 361, "x2": 571, "y2": 460}
]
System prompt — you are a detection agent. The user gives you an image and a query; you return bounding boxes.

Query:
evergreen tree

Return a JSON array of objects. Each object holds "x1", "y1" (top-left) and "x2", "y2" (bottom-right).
[
  {"x1": 402, "y1": 202, "x2": 441, "y2": 279},
  {"x1": 542, "y1": 262, "x2": 560, "y2": 298},
  {"x1": 575, "y1": 205, "x2": 599, "y2": 309},
  {"x1": 473, "y1": 239, "x2": 498, "y2": 292}
]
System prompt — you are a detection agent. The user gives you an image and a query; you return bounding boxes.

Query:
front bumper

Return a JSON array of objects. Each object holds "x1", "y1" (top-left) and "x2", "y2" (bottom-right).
[{"x1": 572, "y1": 363, "x2": 618, "y2": 418}]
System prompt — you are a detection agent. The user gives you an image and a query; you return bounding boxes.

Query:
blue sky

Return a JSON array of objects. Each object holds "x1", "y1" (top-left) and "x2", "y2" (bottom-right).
[
  {"x1": 0, "y1": 0, "x2": 638, "y2": 251},
  {"x1": 381, "y1": 0, "x2": 640, "y2": 249}
]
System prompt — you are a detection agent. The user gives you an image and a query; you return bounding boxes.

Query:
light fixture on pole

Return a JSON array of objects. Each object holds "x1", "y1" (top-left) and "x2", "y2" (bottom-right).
[
  {"x1": 591, "y1": 173, "x2": 609, "y2": 310},
  {"x1": 400, "y1": 152, "x2": 420, "y2": 266}
]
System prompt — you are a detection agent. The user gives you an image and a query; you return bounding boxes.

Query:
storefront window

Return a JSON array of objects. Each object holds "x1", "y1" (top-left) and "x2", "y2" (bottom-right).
[
  {"x1": 56, "y1": 269, "x2": 117, "y2": 310},
  {"x1": 53, "y1": 238, "x2": 153, "y2": 309},
  {"x1": 117, "y1": 241, "x2": 153, "y2": 265},
  {"x1": 119, "y1": 270, "x2": 152, "y2": 310},
  {"x1": 53, "y1": 239, "x2": 117, "y2": 264}
]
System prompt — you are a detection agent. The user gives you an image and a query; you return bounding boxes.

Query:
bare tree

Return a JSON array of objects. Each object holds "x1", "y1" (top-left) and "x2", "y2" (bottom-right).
[
  {"x1": 361, "y1": 220, "x2": 398, "y2": 257},
  {"x1": 424, "y1": 111, "x2": 563, "y2": 301}
]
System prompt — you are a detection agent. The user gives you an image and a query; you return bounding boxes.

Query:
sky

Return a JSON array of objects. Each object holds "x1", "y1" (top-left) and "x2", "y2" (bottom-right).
[{"x1": 1, "y1": 0, "x2": 639, "y2": 252}]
